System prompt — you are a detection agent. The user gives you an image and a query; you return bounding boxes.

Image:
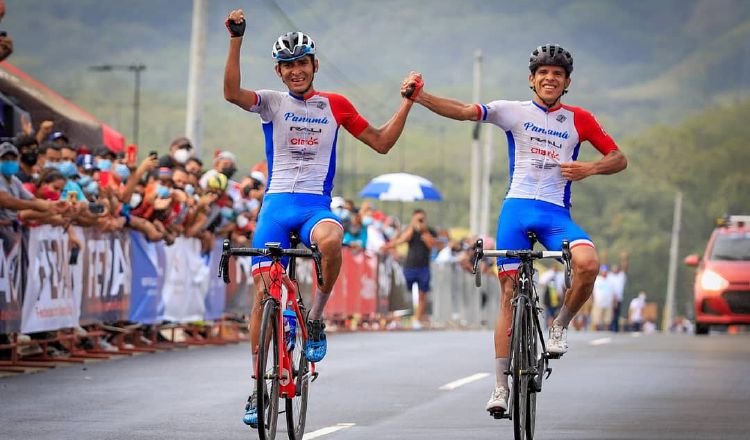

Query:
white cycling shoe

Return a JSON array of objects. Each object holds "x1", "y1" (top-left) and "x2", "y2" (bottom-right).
[
  {"x1": 547, "y1": 322, "x2": 568, "y2": 356},
  {"x1": 485, "y1": 386, "x2": 509, "y2": 412}
]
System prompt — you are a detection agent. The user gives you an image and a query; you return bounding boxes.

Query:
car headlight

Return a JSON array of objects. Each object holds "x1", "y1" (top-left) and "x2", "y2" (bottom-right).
[{"x1": 700, "y1": 269, "x2": 729, "y2": 292}]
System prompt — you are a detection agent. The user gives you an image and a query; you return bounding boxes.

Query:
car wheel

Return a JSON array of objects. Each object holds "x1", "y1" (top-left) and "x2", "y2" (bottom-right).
[{"x1": 695, "y1": 323, "x2": 710, "y2": 335}]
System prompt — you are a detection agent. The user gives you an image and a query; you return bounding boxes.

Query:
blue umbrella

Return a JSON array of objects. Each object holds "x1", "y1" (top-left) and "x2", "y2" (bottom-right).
[{"x1": 359, "y1": 173, "x2": 442, "y2": 202}]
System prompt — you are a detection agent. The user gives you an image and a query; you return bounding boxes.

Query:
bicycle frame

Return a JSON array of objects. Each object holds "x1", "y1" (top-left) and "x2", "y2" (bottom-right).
[{"x1": 265, "y1": 261, "x2": 314, "y2": 398}]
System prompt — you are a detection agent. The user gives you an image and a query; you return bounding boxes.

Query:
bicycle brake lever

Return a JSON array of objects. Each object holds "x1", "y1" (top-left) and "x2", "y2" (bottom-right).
[
  {"x1": 561, "y1": 240, "x2": 572, "y2": 289},
  {"x1": 310, "y1": 243, "x2": 324, "y2": 287},
  {"x1": 473, "y1": 239, "x2": 484, "y2": 287},
  {"x1": 219, "y1": 239, "x2": 231, "y2": 284}
]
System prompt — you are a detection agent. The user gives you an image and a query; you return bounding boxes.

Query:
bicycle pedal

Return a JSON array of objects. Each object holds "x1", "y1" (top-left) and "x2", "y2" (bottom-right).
[
  {"x1": 545, "y1": 367, "x2": 553, "y2": 380},
  {"x1": 545, "y1": 351, "x2": 562, "y2": 360},
  {"x1": 489, "y1": 409, "x2": 511, "y2": 420},
  {"x1": 311, "y1": 371, "x2": 320, "y2": 383}
]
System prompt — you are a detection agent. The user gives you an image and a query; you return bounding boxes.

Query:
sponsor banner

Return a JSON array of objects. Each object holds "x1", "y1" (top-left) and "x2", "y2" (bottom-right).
[
  {"x1": 204, "y1": 239, "x2": 226, "y2": 321},
  {"x1": 321, "y1": 249, "x2": 377, "y2": 317},
  {"x1": 21, "y1": 225, "x2": 79, "y2": 333},
  {"x1": 0, "y1": 227, "x2": 24, "y2": 333},
  {"x1": 79, "y1": 229, "x2": 131, "y2": 325},
  {"x1": 129, "y1": 231, "x2": 166, "y2": 324},
  {"x1": 161, "y1": 237, "x2": 207, "y2": 322}
]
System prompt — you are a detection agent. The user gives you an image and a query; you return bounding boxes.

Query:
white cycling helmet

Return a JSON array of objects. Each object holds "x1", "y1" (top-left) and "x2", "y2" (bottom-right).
[{"x1": 272, "y1": 31, "x2": 316, "y2": 62}]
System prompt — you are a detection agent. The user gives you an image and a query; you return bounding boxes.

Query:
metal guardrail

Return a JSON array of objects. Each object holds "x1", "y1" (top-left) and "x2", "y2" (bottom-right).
[{"x1": 431, "y1": 262, "x2": 501, "y2": 329}]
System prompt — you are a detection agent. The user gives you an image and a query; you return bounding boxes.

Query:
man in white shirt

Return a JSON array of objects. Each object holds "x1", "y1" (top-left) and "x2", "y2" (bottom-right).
[
  {"x1": 608, "y1": 252, "x2": 628, "y2": 332},
  {"x1": 628, "y1": 291, "x2": 647, "y2": 332},
  {"x1": 591, "y1": 265, "x2": 616, "y2": 331}
]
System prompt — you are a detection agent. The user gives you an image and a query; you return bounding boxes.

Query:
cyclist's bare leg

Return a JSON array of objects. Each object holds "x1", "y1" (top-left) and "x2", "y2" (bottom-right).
[
  {"x1": 554, "y1": 245, "x2": 599, "y2": 328},
  {"x1": 494, "y1": 275, "x2": 516, "y2": 358},
  {"x1": 491, "y1": 275, "x2": 515, "y2": 391},
  {"x1": 309, "y1": 222, "x2": 344, "y2": 319}
]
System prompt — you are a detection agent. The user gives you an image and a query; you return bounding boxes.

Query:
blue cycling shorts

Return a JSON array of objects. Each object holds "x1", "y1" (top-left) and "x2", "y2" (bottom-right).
[
  {"x1": 495, "y1": 198, "x2": 594, "y2": 274},
  {"x1": 251, "y1": 193, "x2": 343, "y2": 275}
]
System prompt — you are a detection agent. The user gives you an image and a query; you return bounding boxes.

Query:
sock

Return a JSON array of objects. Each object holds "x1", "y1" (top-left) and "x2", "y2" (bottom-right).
[
  {"x1": 554, "y1": 305, "x2": 575, "y2": 328},
  {"x1": 495, "y1": 357, "x2": 509, "y2": 389},
  {"x1": 308, "y1": 291, "x2": 331, "y2": 321}
]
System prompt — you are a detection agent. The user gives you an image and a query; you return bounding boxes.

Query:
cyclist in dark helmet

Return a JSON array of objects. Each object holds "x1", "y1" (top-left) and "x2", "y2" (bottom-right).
[
  {"x1": 224, "y1": 8, "x2": 420, "y2": 428},
  {"x1": 401, "y1": 43, "x2": 627, "y2": 413}
]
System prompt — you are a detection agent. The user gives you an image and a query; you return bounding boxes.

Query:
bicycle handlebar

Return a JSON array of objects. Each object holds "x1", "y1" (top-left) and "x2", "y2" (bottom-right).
[
  {"x1": 218, "y1": 239, "x2": 325, "y2": 287},
  {"x1": 471, "y1": 239, "x2": 573, "y2": 288}
]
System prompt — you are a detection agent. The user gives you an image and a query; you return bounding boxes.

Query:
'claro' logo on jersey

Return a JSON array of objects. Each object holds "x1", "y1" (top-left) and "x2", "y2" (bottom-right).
[
  {"x1": 284, "y1": 112, "x2": 329, "y2": 125},
  {"x1": 290, "y1": 137, "x2": 319, "y2": 146}
]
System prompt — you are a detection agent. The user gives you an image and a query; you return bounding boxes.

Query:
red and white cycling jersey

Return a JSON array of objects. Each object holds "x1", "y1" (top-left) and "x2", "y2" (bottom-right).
[
  {"x1": 249, "y1": 90, "x2": 369, "y2": 196},
  {"x1": 478, "y1": 100, "x2": 619, "y2": 208}
]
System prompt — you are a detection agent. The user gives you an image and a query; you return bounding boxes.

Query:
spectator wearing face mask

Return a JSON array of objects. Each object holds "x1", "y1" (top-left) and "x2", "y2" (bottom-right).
[
  {"x1": 38, "y1": 142, "x2": 61, "y2": 170},
  {"x1": 13, "y1": 134, "x2": 39, "y2": 184},
  {"x1": 199, "y1": 150, "x2": 238, "y2": 189},
  {"x1": 0, "y1": 143, "x2": 68, "y2": 246},
  {"x1": 158, "y1": 136, "x2": 194, "y2": 168}
]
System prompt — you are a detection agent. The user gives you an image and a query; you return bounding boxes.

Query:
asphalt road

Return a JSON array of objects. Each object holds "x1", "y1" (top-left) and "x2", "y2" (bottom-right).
[{"x1": 2, "y1": 330, "x2": 750, "y2": 440}]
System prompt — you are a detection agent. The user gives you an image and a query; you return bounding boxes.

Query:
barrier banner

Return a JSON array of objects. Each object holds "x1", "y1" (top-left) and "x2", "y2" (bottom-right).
[
  {"x1": 79, "y1": 229, "x2": 131, "y2": 324},
  {"x1": 204, "y1": 239, "x2": 226, "y2": 321},
  {"x1": 0, "y1": 227, "x2": 24, "y2": 333},
  {"x1": 128, "y1": 231, "x2": 165, "y2": 324},
  {"x1": 21, "y1": 225, "x2": 79, "y2": 333},
  {"x1": 161, "y1": 237, "x2": 207, "y2": 322},
  {"x1": 324, "y1": 249, "x2": 378, "y2": 317}
]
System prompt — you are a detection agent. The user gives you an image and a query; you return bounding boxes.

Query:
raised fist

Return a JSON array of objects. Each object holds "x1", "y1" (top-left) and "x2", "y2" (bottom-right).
[{"x1": 225, "y1": 9, "x2": 246, "y2": 38}]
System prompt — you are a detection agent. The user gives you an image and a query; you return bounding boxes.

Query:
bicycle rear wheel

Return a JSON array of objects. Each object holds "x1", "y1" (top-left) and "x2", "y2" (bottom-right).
[
  {"x1": 511, "y1": 294, "x2": 529, "y2": 440},
  {"x1": 257, "y1": 300, "x2": 280, "y2": 440},
  {"x1": 285, "y1": 312, "x2": 309, "y2": 440}
]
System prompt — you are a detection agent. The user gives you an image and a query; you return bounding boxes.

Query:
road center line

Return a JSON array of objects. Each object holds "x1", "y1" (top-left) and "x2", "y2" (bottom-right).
[
  {"x1": 303, "y1": 423, "x2": 356, "y2": 439},
  {"x1": 589, "y1": 337, "x2": 612, "y2": 346},
  {"x1": 439, "y1": 372, "x2": 490, "y2": 391}
]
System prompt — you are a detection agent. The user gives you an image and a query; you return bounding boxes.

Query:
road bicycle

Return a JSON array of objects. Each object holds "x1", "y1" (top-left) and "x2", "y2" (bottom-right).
[
  {"x1": 219, "y1": 235, "x2": 324, "y2": 440},
  {"x1": 472, "y1": 233, "x2": 571, "y2": 440}
]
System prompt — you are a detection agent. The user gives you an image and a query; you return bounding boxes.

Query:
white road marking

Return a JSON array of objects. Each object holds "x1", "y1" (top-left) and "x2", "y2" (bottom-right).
[
  {"x1": 303, "y1": 423, "x2": 356, "y2": 439},
  {"x1": 589, "y1": 337, "x2": 612, "y2": 346},
  {"x1": 439, "y1": 372, "x2": 490, "y2": 391}
]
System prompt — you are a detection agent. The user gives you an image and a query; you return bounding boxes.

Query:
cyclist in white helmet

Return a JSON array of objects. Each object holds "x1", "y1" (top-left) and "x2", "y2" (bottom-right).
[
  {"x1": 402, "y1": 44, "x2": 627, "y2": 413},
  {"x1": 224, "y1": 9, "x2": 421, "y2": 428}
]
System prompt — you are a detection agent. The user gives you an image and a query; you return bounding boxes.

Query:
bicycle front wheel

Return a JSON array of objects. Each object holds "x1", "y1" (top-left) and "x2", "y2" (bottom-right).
[
  {"x1": 285, "y1": 311, "x2": 309, "y2": 440},
  {"x1": 511, "y1": 294, "x2": 530, "y2": 440},
  {"x1": 257, "y1": 300, "x2": 280, "y2": 440}
]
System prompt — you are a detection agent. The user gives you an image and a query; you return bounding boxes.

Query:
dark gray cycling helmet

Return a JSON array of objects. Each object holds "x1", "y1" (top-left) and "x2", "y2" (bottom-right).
[
  {"x1": 529, "y1": 44, "x2": 573, "y2": 76},
  {"x1": 272, "y1": 31, "x2": 316, "y2": 62}
]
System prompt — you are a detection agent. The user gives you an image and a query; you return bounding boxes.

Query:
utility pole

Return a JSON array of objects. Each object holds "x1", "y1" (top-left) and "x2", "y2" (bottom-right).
[
  {"x1": 469, "y1": 50, "x2": 482, "y2": 234},
  {"x1": 89, "y1": 64, "x2": 146, "y2": 146},
  {"x1": 185, "y1": 0, "x2": 207, "y2": 156},
  {"x1": 662, "y1": 191, "x2": 683, "y2": 331}
]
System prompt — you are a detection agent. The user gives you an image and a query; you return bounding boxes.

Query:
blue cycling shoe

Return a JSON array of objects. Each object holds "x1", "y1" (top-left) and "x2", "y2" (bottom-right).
[
  {"x1": 305, "y1": 319, "x2": 327, "y2": 362},
  {"x1": 242, "y1": 392, "x2": 258, "y2": 428}
]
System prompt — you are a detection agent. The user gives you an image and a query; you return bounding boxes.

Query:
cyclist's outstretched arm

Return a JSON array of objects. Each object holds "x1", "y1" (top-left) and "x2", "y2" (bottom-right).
[
  {"x1": 356, "y1": 98, "x2": 414, "y2": 154},
  {"x1": 223, "y1": 9, "x2": 257, "y2": 111},
  {"x1": 401, "y1": 72, "x2": 479, "y2": 121}
]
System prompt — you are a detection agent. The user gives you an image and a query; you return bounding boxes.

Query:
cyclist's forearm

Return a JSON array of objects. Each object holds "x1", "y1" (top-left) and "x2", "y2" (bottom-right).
[
  {"x1": 224, "y1": 37, "x2": 244, "y2": 103},
  {"x1": 591, "y1": 150, "x2": 627, "y2": 176},
  {"x1": 416, "y1": 91, "x2": 478, "y2": 121},
  {"x1": 364, "y1": 99, "x2": 414, "y2": 154}
]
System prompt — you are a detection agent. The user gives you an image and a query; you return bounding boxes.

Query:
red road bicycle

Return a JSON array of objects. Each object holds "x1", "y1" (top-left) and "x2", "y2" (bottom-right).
[{"x1": 219, "y1": 236, "x2": 324, "y2": 440}]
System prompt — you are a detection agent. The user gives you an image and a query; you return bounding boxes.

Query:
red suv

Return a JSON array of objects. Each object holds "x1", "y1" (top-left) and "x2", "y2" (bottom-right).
[{"x1": 685, "y1": 215, "x2": 750, "y2": 334}]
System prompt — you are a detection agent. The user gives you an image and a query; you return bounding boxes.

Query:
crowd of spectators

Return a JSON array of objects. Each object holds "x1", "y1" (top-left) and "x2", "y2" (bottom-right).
[{"x1": 1, "y1": 121, "x2": 268, "y2": 256}]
